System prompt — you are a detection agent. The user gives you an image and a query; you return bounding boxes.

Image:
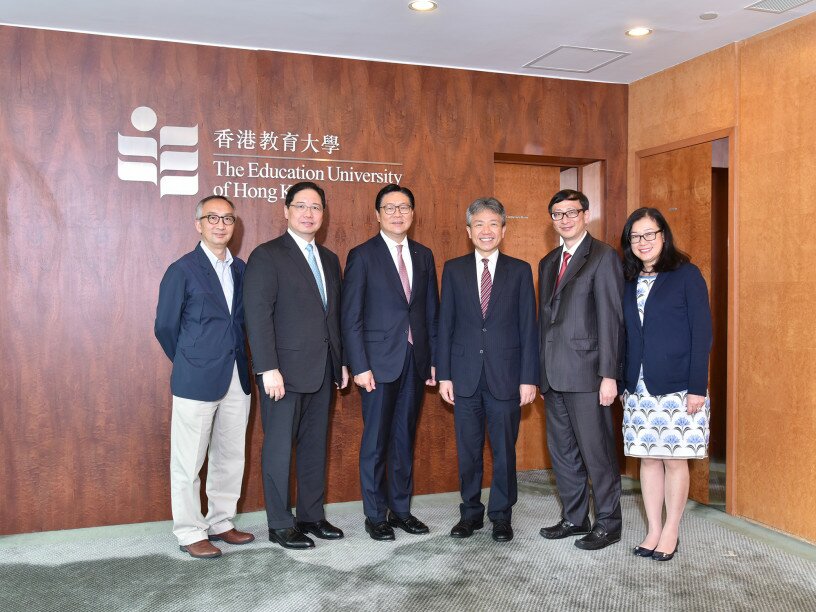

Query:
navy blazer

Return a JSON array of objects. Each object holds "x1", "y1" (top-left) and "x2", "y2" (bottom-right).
[
  {"x1": 622, "y1": 262, "x2": 712, "y2": 396},
  {"x1": 342, "y1": 234, "x2": 439, "y2": 383},
  {"x1": 155, "y1": 244, "x2": 250, "y2": 401},
  {"x1": 437, "y1": 252, "x2": 539, "y2": 400}
]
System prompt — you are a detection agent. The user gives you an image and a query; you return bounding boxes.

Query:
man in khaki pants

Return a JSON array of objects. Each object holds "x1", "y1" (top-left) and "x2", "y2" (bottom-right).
[{"x1": 155, "y1": 195, "x2": 254, "y2": 559}]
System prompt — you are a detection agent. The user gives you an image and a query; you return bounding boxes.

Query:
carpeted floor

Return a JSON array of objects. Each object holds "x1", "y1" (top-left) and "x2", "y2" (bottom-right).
[{"x1": 2, "y1": 471, "x2": 815, "y2": 612}]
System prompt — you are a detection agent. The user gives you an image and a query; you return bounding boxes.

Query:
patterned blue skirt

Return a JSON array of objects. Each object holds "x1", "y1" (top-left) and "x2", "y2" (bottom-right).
[{"x1": 622, "y1": 376, "x2": 710, "y2": 459}]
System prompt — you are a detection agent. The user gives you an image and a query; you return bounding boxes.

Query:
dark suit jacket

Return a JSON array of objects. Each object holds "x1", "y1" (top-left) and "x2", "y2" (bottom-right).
[
  {"x1": 622, "y1": 262, "x2": 712, "y2": 396},
  {"x1": 437, "y1": 252, "x2": 539, "y2": 400},
  {"x1": 154, "y1": 244, "x2": 250, "y2": 402},
  {"x1": 342, "y1": 234, "x2": 439, "y2": 383},
  {"x1": 538, "y1": 234, "x2": 624, "y2": 393},
  {"x1": 243, "y1": 232, "x2": 343, "y2": 393}
]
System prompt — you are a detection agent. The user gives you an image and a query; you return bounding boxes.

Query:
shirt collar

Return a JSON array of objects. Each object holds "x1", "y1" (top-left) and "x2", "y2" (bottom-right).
[
  {"x1": 287, "y1": 228, "x2": 316, "y2": 252},
  {"x1": 474, "y1": 249, "x2": 500, "y2": 266},
  {"x1": 199, "y1": 241, "x2": 233, "y2": 267},
  {"x1": 562, "y1": 231, "x2": 588, "y2": 257},
  {"x1": 380, "y1": 230, "x2": 407, "y2": 251}
]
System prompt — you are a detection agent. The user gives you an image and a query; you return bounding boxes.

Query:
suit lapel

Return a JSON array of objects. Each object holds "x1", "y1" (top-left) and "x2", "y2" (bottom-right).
[
  {"x1": 464, "y1": 255, "x2": 482, "y2": 315},
  {"x1": 484, "y1": 253, "x2": 508, "y2": 320},
  {"x1": 643, "y1": 271, "x2": 669, "y2": 313},
  {"x1": 195, "y1": 244, "x2": 230, "y2": 315},
  {"x1": 282, "y1": 232, "x2": 325, "y2": 309},
  {"x1": 552, "y1": 234, "x2": 592, "y2": 300},
  {"x1": 317, "y1": 244, "x2": 338, "y2": 314},
  {"x1": 230, "y1": 262, "x2": 241, "y2": 314}
]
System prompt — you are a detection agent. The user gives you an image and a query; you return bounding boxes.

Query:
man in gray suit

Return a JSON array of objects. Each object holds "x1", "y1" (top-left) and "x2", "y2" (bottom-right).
[{"x1": 537, "y1": 189, "x2": 624, "y2": 550}]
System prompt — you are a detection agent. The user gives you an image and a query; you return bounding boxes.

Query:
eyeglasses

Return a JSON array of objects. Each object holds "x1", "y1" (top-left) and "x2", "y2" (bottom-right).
[
  {"x1": 289, "y1": 203, "x2": 323, "y2": 213},
  {"x1": 550, "y1": 208, "x2": 583, "y2": 221},
  {"x1": 629, "y1": 230, "x2": 663, "y2": 244},
  {"x1": 380, "y1": 204, "x2": 413, "y2": 215},
  {"x1": 198, "y1": 214, "x2": 236, "y2": 225}
]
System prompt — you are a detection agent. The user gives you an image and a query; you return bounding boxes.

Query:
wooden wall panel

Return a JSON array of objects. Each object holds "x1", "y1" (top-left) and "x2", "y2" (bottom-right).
[
  {"x1": 0, "y1": 25, "x2": 627, "y2": 535},
  {"x1": 735, "y1": 14, "x2": 816, "y2": 543}
]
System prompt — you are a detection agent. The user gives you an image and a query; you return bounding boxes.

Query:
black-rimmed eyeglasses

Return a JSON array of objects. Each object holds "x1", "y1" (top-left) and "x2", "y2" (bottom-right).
[
  {"x1": 550, "y1": 209, "x2": 583, "y2": 221},
  {"x1": 197, "y1": 214, "x2": 236, "y2": 225},
  {"x1": 629, "y1": 230, "x2": 663, "y2": 244}
]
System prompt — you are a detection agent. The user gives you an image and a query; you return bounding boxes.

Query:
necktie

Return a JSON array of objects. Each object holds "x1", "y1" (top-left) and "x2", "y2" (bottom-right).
[
  {"x1": 306, "y1": 243, "x2": 327, "y2": 310},
  {"x1": 480, "y1": 258, "x2": 491, "y2": 319},
  {"x1": 396, "y1": 244, "x2": 413, "y2": 344},
  {"x1": 554, "y1": 251, "x2": 571, "y2": 292}
]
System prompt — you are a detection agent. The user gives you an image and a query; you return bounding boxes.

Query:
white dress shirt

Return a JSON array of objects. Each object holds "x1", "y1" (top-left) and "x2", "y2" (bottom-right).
[
  {"x1": 287, "y1": 228, "x2": 327, "y2": 298},
  {"x1": 560, "y1": 230, "x2": 588, "y2": 269},
  {"x1": 381, "y1": 230, "x2": 413, "y2": 289}
]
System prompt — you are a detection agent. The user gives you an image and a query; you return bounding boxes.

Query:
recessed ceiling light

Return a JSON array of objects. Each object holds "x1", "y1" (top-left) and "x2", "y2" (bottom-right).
[
  {"x1": 700, "y1": 12, "x2": 719, "y2": 20},
  {"x1": 409, "y1": 1, "x2": 438, "y2": 11},
  {"x1": 625, "y1": 27, "x2": 653, "y2": 38}
]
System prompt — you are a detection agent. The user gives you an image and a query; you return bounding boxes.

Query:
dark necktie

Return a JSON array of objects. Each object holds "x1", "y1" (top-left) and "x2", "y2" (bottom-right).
[{"x1": 480, "y1": 258, "x2": 491, "y2": 318}]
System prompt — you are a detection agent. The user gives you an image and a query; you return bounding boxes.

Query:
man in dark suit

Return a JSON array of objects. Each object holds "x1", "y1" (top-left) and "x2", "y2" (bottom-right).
[
  {"x1": 437, "y1": 198, "x2": 538, "y2": 543},
  {"x1": 243, "y1": 181, "x2": 348, "y2": 550},
  {"x1": 155, "y1": 195, "x2": 254, "y2": 559},
  {"x1": 342, "y1": 184, "x2": 439, "y2": 541},
  {"x1": 538, "y1": 189, "x2": 624, "y2": 550}
]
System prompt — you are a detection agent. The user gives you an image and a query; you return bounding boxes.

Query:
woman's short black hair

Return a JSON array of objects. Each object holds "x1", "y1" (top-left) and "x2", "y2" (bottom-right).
[{"x1": 620, "y1": 207, "x2": 690, "y2": 281}]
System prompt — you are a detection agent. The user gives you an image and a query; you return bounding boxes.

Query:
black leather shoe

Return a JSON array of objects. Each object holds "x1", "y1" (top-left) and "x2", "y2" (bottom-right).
[
  {"x1": 268, "y1": 527, "x2": 315, "y2": 549},
  {"x1": 450, "y1": 518, "x2": 484, "y2": 538},
  {"x1": 633, "y1": 545, "x2": 656, "y2": 557},
  {"x1": 574, "y1": 525, "x2": 621, "y2": 550},
  {"x1": 652, "y1": 539, "x2": 679, "y2": 561},
  {"x1": 539, "y1": 517, "x2": 592, "y2": 539},
  {"x1": 492, "y1": 520, "x2": 513, "y2": 542},
  {"x1": 365, "y1": 518, "x2": 396, "y2": 541},
  {"x1": 387, "y1": 511, "x2": 429, "y2": 535},
  {"x1": 296, "y1": 519, "x2": 344, "y2": 540}
]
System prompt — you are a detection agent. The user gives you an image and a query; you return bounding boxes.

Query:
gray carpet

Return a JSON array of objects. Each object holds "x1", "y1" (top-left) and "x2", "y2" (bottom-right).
[{"x1": 2, "y1": 471, "x2": 815, "y2": 612}]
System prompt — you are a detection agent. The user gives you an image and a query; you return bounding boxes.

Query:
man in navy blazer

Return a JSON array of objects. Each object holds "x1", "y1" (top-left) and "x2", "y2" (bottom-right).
[
  {"x1": 437, "y1": 198, "x2": 538, "y2": 542},
  {"x1": 155, "y1": 195, "x2": 254, "y2": 559},
  {"x1": 244, "y1": 182, "x2": 348, "y2": 550},
  {"x1": 342, "y1": 184, "x2": 439, "y2": 541}
]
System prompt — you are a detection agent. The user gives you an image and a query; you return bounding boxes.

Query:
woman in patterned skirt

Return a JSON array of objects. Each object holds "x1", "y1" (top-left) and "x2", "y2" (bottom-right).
[{"x1": 619, "y1": 208, "x2": 712, "y2": 562}]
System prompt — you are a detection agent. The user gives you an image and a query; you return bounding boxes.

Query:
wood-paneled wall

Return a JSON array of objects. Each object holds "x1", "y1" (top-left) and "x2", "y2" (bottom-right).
[
  {"x1": 0, "y1": 26, "x2": 627, "y2": 535},
  {"x1": 629, "y1": 13, "x2": 816, "y2": 543}
]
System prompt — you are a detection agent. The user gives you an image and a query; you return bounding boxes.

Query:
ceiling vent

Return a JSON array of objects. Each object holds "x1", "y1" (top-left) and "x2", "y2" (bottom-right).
[
  {"x1": 745, "y1": 0, "x2": 814, "y2": 13},
  {"x1": 523, "y1": 45, "x2": 629, "y2": 74}
]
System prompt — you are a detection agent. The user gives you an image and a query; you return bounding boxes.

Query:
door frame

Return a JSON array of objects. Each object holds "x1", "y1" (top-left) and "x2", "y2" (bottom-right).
[{"x1": 634, "y1": 128, "x2": 738, "y2": 515}]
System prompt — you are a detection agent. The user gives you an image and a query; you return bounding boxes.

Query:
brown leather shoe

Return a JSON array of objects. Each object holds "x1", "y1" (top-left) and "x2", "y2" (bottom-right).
[
  {"x1": 179, "y1": 539, "x2": 222, "y2": 559},
  {"x1": 209, "y1": 528, "x2": 255, "y2": 545}
]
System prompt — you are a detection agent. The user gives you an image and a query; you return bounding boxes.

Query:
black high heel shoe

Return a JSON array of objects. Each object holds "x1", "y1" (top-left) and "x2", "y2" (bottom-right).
[
  {"x1": 652, "y1": 539, "x2": 679, "y2": 562},
  {"x1": 633, "y1": 545, "x2": 655, "y2": 557}
]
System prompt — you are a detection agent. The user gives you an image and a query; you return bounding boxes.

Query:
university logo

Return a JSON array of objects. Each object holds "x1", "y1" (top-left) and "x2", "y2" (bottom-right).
[{"x1": 117, "y1": 106, "x2": 199, "y2": 196}]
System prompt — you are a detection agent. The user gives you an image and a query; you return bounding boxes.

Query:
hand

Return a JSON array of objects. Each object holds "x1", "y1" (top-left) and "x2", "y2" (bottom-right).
[
  {"x1": 425, "y1": 366, "x2": 437, "y2": 386},
  {"x1": 338, "y1": 366, "x2": 349, "y2": 390},
  {"x1": 354, "y1": 370, "x2": 376, "y2": 392},
  {"x1": 599, "y1": 377, "x2": 617, "y2": 407},
  {"x1": 262, "y1": 369, "x2": 285, "y2": 401},
  {"x1": 685, "y1": 393, "x2": 706, "y2": 414},
  {"x1": 439, "y1": 380, "x2": 455, "y2": 405},
  {"x1": 519, "y1": 384, "x2": 537, "y2": 406}
]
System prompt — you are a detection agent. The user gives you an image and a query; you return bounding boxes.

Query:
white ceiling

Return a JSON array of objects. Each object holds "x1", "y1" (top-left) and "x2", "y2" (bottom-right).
[{"x1": 2, "y1": 0, "x2": 815, "y2": 84}]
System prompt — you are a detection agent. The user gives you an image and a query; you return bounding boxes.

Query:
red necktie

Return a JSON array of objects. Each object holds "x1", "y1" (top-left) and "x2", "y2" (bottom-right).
[
  {"x1": 480, "y1": 258, "x2": 491, "y2": 318},
  {"x1": 396, "y1": 244, "x2": 413, "y2": 344},
  {"x1": 554, "y1": 251, "x2": 571, "y2": 291}
]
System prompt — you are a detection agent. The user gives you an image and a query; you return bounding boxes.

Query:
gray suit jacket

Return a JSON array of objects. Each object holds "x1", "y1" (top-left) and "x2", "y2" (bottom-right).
[{"x1": 538, "y1": 233, "x2": 623, "y2": 393}]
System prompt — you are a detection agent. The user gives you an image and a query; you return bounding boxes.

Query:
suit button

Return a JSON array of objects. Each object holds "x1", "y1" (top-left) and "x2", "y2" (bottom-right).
[
  {"x1": 479, "y1": 350, "x2": 484, "y2": 354},
  {"x1": 482, "y1": 328, "x2": 487, "y2": 332},
  {"x1": 404, "y1": 330, "x2": 408, "y2": 334},
  {"x1": 324, "y1": 338, "x2": 329, "y2": 342}
]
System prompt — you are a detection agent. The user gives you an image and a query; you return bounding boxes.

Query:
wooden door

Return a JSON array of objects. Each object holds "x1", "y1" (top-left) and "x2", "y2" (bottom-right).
[
  {"x1": 493, "y1": 162, "x2": 562, "y2": 471},
  {"x1": 639, "y1": 142, "x2": 713, "y2": 504}
]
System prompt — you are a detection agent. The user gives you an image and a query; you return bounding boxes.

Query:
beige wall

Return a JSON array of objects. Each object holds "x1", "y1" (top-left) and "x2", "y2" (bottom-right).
[{"x1": 628, "y1": 13, "x2": 816, "y2": 543}]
